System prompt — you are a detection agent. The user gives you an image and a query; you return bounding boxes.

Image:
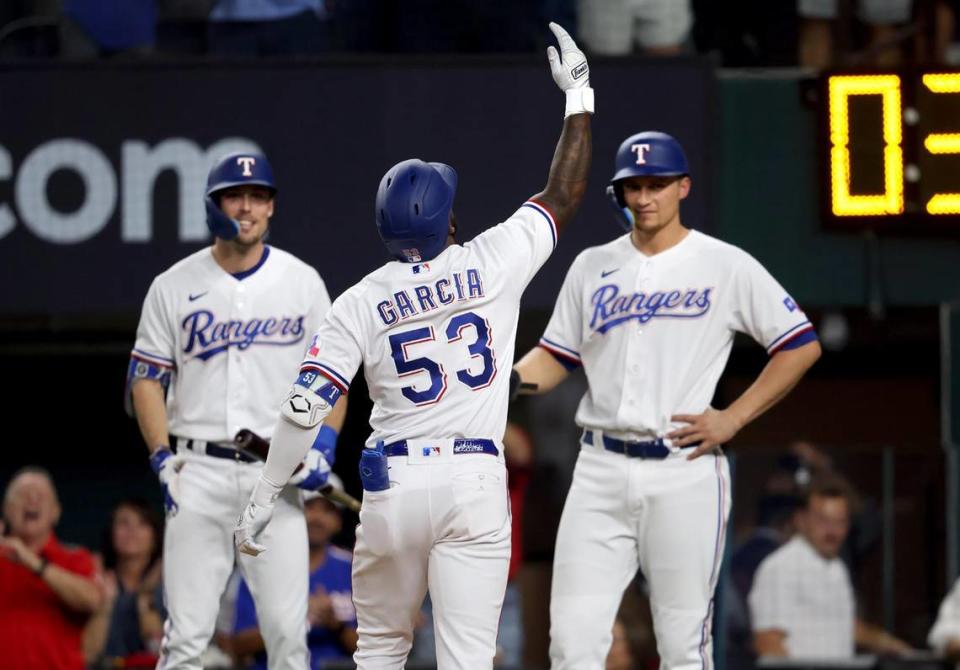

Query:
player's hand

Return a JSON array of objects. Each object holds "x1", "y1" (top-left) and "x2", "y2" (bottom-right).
[
  {"x1": 547, "y1": 22, "x2": 589, "y2": 92},
  {"x1": 288, "y1": 447, "x2": 332, "y2": 491},
  {"x1": 668, "y1": 408, "x2": 743, "y2": 460},
  {"x1": 234, "y1": 477, "x2": 281, "y2": 557},
  {"x1": 150, "y1": 448, "x2": 186, "y2": 516}
]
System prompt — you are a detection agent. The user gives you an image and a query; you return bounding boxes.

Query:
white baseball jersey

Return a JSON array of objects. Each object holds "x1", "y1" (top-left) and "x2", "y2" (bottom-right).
[
  {"x1": 749, "y1": 535, "x2": 856, "y2": 658},
  {"x1": 928, "y1": 577, "x2": 960, "y2": 653},
  {"x1": 301, "y1": 200, "x2": 557, "y2": 446},
  {"x1": 130, "y1": 245, "x2": 331, "y2": 442},
  {"x1": 539, "y1": 230, "x2": 815, "y2": 439}
]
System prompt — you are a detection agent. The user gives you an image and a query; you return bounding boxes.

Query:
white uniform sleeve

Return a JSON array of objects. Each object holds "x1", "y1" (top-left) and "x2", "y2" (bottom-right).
[
  {"x1": 469, "y1": 199, "x2": 558, "y2": 291},
  {"x1": 747, "y1": 556, "x2": 792, "y2": 634},
  {"x1": 538, "y1": 253, "x2": 585, "y2": 369},
  {"x1": 299, "y1": 292, "x2": 363, "y2": 393},
  {"x1": 732, "y1": 253, "x2": 817, "y2": 355},
  {"x1": 929, "y1": 578, "x2": 960, "y2": 653},
  {"x1": 131, "y1": 278, "x2": 176, "y2": 370}
]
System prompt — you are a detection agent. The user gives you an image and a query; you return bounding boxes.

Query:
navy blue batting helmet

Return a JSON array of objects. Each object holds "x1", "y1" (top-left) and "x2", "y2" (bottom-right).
[
  {"x1": 606, "y1": 131, "x2": 689, "y2": 230},
  {"x1": 375, "y1": 159, "x2": 457, "y2": 263},
  {"x1": 204, "y1": 152, "x2": 277, "y2": 240}
]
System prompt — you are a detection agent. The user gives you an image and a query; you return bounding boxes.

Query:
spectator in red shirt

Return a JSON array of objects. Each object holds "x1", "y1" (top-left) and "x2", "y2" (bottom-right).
[{"x1": 0, "y1": 466, "x2": 102, "y2": 670}]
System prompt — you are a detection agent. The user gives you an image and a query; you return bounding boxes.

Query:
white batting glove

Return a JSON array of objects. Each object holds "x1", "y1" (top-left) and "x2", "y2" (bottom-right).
[
  {"x1": 149, "y1": 448, "x2": 187, "y2": 516},
  {"x1": 235, "y1": 476, "x2": 282, "y2": 557},
  {"x1": 546, "y1": 22, "x2": 594, "y2": 117}
]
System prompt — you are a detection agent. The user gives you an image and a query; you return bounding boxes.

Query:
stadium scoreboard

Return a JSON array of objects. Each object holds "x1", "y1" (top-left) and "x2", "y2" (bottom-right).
[{"x1": 821, "y1": 70, "x2": 960, "y2": 232}]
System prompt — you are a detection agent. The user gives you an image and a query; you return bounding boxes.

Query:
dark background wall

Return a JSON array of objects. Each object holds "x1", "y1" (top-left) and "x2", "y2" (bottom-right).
[{"x1": 0, "y1": 58, "x2": 715, "y2": 317}]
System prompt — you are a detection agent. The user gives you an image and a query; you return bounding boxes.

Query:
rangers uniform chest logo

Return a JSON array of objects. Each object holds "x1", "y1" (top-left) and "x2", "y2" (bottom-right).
[
  {"x1": 589, "y1": 283, "x2": 713, "y2": 333},
  {"x1": 181, "y1": 309, "x2": 306, "y2": 360}
]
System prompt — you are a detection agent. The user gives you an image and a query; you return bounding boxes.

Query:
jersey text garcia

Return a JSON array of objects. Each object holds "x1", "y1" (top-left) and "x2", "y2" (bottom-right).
[{"x1": 375, "y1": 268, "x2": 485, "y2": 326}]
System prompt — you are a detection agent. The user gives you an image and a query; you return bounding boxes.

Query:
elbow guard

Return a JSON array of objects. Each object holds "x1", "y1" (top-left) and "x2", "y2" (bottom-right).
[{"x1": 280, "y1": 372, "x2": 343, "y2": 429}]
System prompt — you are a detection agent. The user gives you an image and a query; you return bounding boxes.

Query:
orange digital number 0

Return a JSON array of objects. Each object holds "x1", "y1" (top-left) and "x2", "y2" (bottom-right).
[{"x1": 828, "y1": 75, "x2": 904, "y2": 216}]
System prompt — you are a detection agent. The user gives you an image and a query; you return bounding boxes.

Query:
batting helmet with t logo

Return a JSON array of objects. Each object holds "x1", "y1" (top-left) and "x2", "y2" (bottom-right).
[
  {"x1": 606, "y1": 131, "x2": 689, "y2": 231},
  {"x1": 375, "y1": 159, "x2": 458, "y2": 263},
  {"x1": 204, "y1": 152, "x2": 277, "y2": 240}
]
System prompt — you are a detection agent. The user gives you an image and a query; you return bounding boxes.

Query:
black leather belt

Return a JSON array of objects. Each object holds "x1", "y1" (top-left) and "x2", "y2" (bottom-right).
[
  {"x1": 383, "y1": 438, "x2": 498, "y2": 457},
  {"x1": 582, "y1": 430, "x2": 697, "y2": 460},
  {"x1": 170, "y1": 436, "x2": 256, "y2": 463}
]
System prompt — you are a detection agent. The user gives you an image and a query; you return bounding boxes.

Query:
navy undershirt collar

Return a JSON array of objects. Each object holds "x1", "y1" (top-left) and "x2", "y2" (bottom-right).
[{"x1": 231, "y1": 245, "x2": 270, "y2": 280}]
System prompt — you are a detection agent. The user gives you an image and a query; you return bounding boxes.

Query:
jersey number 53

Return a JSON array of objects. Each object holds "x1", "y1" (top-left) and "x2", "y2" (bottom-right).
[{"x1": 388, "y1": 310, "x2": 496, "y2": 406}]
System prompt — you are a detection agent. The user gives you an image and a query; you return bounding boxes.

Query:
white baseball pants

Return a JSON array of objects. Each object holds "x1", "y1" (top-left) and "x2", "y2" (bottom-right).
[
  {"x1": 351, "y1": 445, "x2": 511, "y2": 670},
  {"x1": 157, "y1": 453, "x2": 309, "y2": 670},
  {"x1": 549, "y1": 439, "x2": 731, "y2": 670}
]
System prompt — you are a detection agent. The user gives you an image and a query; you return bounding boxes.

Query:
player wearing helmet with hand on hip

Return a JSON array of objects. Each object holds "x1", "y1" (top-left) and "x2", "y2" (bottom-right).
[
  {"x1": 127, "y1": 150, "x2": 347, "y2": 669},
  {"x1": 234, "y1": 22, "x2": 593, "y2": 670},
  {"x1": 512, "y1": 131, "x2": 822, "y2": 669}
]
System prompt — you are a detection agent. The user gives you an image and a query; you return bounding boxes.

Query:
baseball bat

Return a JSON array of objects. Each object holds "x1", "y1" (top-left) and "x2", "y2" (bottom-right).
[{"x1": 233, "y1": 429, "x2": 362, "y2": 513}]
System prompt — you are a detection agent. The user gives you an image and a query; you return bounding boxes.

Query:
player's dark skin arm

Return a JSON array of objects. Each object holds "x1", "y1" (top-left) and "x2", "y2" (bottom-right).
[
  {"x1": 532, "y1": 112, "x2": 592, "y2": 234},
  {"x1": 511, "y1": 114, "x2": 590, "y2": 393}
]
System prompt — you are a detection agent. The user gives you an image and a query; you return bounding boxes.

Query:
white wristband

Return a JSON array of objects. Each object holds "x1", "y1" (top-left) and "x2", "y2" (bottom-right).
[{"x1": 565, "y1": 87, "x2": 595, "y2": 117}]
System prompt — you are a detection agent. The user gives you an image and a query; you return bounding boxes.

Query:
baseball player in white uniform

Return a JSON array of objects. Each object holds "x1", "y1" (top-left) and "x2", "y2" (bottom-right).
[
  {"x1": 512, "y1": 131, "x2": 822, "y2": 670},
  {"x1": 127, "y1": 151, "x2": 347, "y2": 670},
  {"x1": 234, "y1": 23, "x2": 594, "y2": 670}
]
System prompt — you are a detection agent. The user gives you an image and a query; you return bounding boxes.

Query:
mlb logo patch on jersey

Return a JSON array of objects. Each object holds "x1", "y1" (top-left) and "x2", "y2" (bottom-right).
[
  {"x1": 422, "y1": 446, "x2": 441, "y2": 457},
  {"x1": 412, "y1": 262, "x2": 431, "y2": 275},
  {"x1": 783, "y1": 297, "x2": 798, "y2": 312}
]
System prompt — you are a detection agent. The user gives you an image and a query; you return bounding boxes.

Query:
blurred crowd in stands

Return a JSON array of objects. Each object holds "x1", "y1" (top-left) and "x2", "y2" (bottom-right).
[
  {"x1": 4, "y1": 430, "x2": 960, "y2": 669},
  {"x1": 1, "y1": 0, "x2": 959, "y2": 67}
]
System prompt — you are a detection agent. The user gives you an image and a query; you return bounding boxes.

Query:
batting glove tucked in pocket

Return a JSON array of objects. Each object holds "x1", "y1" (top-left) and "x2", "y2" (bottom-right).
[{"x1": 149, "y1": 447, "x2": 186, "y2": 516}]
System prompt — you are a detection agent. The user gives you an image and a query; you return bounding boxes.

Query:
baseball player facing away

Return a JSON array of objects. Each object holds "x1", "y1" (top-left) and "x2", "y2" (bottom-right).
[
  {"x1": 234, "y1": 23, "x2": 593, "y2": 670},
  {"x1": 126, "y1": 151, "x2": 347, "y2": 670},
  {"x1": 512, "y1": 131, "x2": 822, "y2": 670}
]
